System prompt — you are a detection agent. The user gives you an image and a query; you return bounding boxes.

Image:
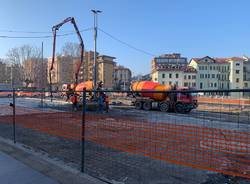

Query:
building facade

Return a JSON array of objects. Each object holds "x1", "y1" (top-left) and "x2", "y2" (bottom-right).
[
  {"x1": 152, "y1": 65, "x2": 196, "y2": 87},
  {"x1": 113, "y1": 65, "x2": 132, "y2": 90},
  {"x1": 189, "y1": 56, "x2": 230, "y2": 91},
  {"x1": 189, "y1": 56, "x2": 250, "y2": 97},
  {"x1": 47, "y1": 56, "x2": 75, "y2": 89},
  {"x1": 151, "y1": 53, "x2": 188, "y2": 73},
  {"x1": 97, "y1": 55, "x2": 116, "y2": 89}
]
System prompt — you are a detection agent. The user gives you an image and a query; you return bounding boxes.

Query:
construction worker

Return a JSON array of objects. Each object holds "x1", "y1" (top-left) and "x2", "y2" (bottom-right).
[
  {"x1": 97, "y1": 92, "x2": 104, "y2": 113},
  {"x1": 66, "y1": 85, "x2": 73, "y2": 101},
  {"x1": 71, "y1": 93, "x2": 78, "y2": 111},
  {"x1": 104, "y1": 94, "x2": 110, "y2": 113}
]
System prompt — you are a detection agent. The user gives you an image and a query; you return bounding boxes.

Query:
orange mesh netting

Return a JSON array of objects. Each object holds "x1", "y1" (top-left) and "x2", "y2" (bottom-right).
[{"x1": 0, "y1": 110, "x2": 249, "y2": 179}]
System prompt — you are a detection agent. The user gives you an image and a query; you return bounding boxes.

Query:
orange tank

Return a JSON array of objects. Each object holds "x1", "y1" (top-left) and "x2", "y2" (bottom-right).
[
  {"x1": 131, "y1": 81, "x2": 172, "y2": 101},
  {"x1": 75, "y1": 81, "x2": 93, "y2": 93}
]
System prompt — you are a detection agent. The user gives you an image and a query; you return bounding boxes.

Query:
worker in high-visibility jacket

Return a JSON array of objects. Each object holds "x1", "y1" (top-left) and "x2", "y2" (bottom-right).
[
  {"x1": 70, "y1": 93, "x2": 78, "y2": 111},
  {"x1": 105, "y1": 95, "x2": 110, "y2": 113}
]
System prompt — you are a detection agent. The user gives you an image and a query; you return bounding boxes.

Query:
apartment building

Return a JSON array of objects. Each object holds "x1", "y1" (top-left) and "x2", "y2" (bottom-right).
[
  {"x1": 113, "y1": 65, "x2": 132, "y2": 90},
  {"x1": 151, "y1": 53, "x2": 196, "y2": 87},
  {"x1": 189, "y1": 56, "x2": 250, "y2": 97},
  {"x1": 47, "y1": 56, "x2": 75, "y2": 89},
  {"x1": 189, "y1": 56, "x2": 230, "y2": 91},
  {"x1": 151, "y1": 53, "x2": 187, "y2": 74},
  {"x1": 152, "y1": 65, "x2": 197, "y2": 88},
  {"x1": 97, "y1": 55, "x2": 116, "y2": 89}
]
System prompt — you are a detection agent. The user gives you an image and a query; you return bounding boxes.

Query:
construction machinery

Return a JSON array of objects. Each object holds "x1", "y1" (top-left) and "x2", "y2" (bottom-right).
[
  {"x1": 131, "y1": 81, "x2": 197, "y2": 113},
  {"x1": 49, "y1": 17, "x2": 84, "y2": 99}
]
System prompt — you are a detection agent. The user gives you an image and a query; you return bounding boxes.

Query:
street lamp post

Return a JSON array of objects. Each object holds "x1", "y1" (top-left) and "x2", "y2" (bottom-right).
[{"x1": 91, "y1": 9, "x2": 102, "y2": 90}]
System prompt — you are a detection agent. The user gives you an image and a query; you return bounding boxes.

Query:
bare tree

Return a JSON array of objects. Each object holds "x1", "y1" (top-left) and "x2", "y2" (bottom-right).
[
  {"x1": 6, "y1": 45, "x2": 43, "y2": 87},
  {"x1": 61, "y1": 42, "x2": 80, "y2": 57}
]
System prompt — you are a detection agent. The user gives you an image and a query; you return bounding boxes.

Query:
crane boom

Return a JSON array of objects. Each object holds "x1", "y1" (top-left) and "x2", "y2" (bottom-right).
[{"x1": 49, "y1": 17, "x2": 84, "y2": 100}]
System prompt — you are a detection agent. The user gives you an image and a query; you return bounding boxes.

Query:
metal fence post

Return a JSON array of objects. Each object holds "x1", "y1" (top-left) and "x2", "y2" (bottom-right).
[
  {"x1": 81, "y1": 88, "x2": 86, "y2": 173},
  {"x1": 12, "y1": 88, "x2": 16, "y2": 144}
]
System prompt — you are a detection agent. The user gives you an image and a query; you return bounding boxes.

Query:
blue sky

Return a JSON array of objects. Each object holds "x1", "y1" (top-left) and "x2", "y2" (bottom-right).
[{"x1": 0, "y1": 0, "x2": 250, "y2": 75}]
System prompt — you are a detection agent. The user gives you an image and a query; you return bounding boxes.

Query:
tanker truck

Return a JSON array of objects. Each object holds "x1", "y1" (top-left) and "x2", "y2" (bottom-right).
[{"x1": 131, "y1": 81, "x2": 197, "y2": 113}]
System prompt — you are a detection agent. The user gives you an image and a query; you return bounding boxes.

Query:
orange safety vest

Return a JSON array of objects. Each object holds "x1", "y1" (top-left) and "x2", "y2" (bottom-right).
[{"x1": 71, "y1": 95, "x2": 77, "y2": 103}]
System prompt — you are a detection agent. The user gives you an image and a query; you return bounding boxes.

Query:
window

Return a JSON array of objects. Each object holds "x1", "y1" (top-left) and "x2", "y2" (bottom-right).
[
  {"x1": 213, "y1": 66, "x2": 216, "y2": 70},
  {"x1": 176, "y1": 73, "x2": 179, "y2": 78},
  {"x1": 169, "y1": 73, "x2": 172, "y2": 78},
  {"x1": 236, "y1": 70, "x2": 240, "y2": 74},
  {"x1": 212, "y1": 74, "x2": 215, "y2": 78},
  {"x1": 245, "y1": 83, "x2": 248, "y2": 88},
  {"x1": 199, "y1": 66, "x2": 202, "y2": 70},
  {"x1": 217, "y1": 74, "x2": 220, "y2": 79},
  {"x1": 175, "y1": 81, "x2": 178, "y2": 86},
  {"x1": 236, "y1": 78, "x2": 239, "y2": 83},
  {"x1": 208, "y1": 74, "x2": 210, "y2": 78},
  {"x1": 205, "y1": 74, "x2": 207, "y2": 78},
  {"x1": 205, "y1": 66, "x2": 207, "y2": 70},
  {"x1": 162, "y1": 73, "x2": 165, "y2": 78},
  {"x1": 200, "y1": 74, "x2": 204, "y2": 79},
  {"x1": 210, "y1": 83, "x2": 213, "y2": 87},
  {"x1": 192, "y1": 82, "x2": 196, "y2": 87},
  {"x1": 200, "y1": 82, "x2": 203, "y2": 89},
  {"x1": 214, "y1": 83, "x2": 217, "y2": 88},
  {"x1": 169, "y1": 81, "x2": 172, "y2": 85},
  {"x1": 184, "y1": 75, "x2": 186, "y2": 79},
  {"x1": 188, "y1": 75, "x2": 191, "y2": 79},
  {"x1": 162, "y1": 81, "x2": 165, "y2": 85},
  {"x1": 222, "y1": 83, "x2": 224, "y2": 88},
  {"x1": 192, "y1": 75, "x2": 196, "y2": 79},
  {"x1": 236, "y1": 63, "x2": 240, "y2": 66},
  {"x1": 184, "y1": 82, "x2": 188, "y2": 87},
  {"x1": 210, "y1": 66, "x2": 212, "y2": 70}
]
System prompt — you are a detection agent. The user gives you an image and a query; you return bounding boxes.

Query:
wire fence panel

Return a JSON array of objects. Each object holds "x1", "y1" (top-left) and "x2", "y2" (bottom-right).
[{"x1": 0, "y1": 89, "x2": 249, "y2": 183}]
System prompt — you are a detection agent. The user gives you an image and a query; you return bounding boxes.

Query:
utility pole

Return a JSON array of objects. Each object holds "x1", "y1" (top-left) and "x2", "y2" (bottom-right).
[
  {"x1": 41, "y1": 42, "x2": 44, "y2": 88},
  {"x1": 91, "y1": 9, "x2": 102, "y2": 90}
]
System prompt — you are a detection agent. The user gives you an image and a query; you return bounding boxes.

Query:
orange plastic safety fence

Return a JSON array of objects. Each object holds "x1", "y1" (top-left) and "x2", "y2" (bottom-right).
[{"x1": 0, "y1": 112, "x2": 249, "y2": 179}]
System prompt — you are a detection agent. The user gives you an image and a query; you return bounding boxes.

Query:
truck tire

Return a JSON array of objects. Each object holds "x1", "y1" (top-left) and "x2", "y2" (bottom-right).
[
  {"x1": 135, "y1": 101, "x2": 143, "y2": 110},
  {"x1": 175, "y1": 103, "x2": 184, "y2": 113},
  {"x1": 159, "y1": 102, "x2": 169, "y2": 112},
  {"x1": 143, "y1": 101, "x2": 152, "y2": 111},
  {"x1": 185, "y1": 108, "x2": 192, "y2": 113}
]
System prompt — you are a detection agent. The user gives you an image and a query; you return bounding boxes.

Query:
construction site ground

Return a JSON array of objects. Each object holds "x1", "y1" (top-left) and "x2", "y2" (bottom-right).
[{"x1": 0, "y1": 97, "x2": 249, "y2": 184}]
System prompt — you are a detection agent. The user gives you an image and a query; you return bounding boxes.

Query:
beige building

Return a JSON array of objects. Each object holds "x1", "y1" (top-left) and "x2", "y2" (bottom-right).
[
  {"x1": 23, "y1": 58, "x2": 48, "y2": 88},
  {"x1": 47, "y1": 56, "x2": 75, "y2": 89},
  {"x1": 97, "y1": 55, "x2": 116, "y2": 89},
  {"x1": 48, "y1": 52, "x2": 116, "y2": 90},
  {"x1": 113, "y1": 65, "x2": 132, "y2": 90},
  {"x1": 152, "y1": 65, "x2": 197, "y2": 88}
]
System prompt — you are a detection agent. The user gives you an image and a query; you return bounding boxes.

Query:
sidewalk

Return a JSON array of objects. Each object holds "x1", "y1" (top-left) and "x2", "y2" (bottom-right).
[
  {"x1": 0, "y1": 151, "x2": 59, "y2": 184},
  {"x1": 0, "y1": 138, "x2": 105, "y2": 184}
]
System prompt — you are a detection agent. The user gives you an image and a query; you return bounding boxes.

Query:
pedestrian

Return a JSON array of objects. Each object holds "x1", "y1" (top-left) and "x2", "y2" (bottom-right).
[{"x1": 71, "y1": 93, "x2": 78, "y2": 111}]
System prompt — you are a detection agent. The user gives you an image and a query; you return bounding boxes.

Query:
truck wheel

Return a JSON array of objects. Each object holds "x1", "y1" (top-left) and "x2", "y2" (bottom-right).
[
  {"x1": 175, "y1": 103, "x2": 184, "y2": 113},
  {"x1": 143, "y1": 101, "x2": 152, "y2": 111},
  {"x1": 159, "y1": 102, "x2": 169, "y2": 112},
  {"x1": 135, "y1": 101, "x2": 143, "y2": 110},
  {"x1": 185, "y1": 108, "x2": 192, "y2": 113}
]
